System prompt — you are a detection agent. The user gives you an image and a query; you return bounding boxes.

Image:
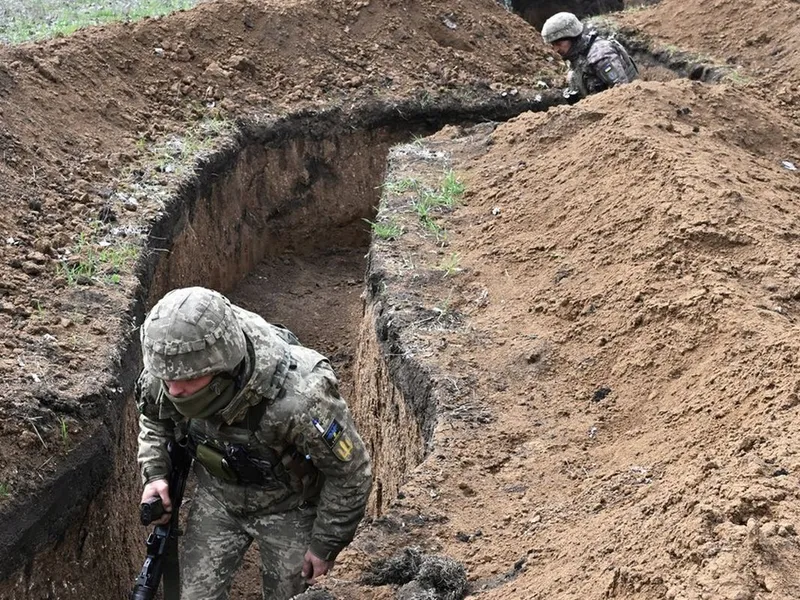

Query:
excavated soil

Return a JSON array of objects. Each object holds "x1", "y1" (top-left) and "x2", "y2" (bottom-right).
[
  {"x1": 330, "y1": 78, "x2": 800, "y2": 600},
  {"x1": 2, "y1": 0, "x2": 800, "y2": 599},
  {"x1": 0, "y1": 0, "x2": 559, "y2": 524}
]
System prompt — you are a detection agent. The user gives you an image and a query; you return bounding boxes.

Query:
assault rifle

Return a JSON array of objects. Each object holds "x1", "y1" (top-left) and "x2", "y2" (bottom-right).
[{"x1": 130, "y1": 439, "x2": 193, "y2": 600}]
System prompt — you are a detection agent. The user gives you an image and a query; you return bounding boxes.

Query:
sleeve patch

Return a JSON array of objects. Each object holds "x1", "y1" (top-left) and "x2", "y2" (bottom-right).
[
  {"x1": 314, "y1": 418, "x2": 354, "y2": 462},
  {"x1": 601, "y1": 63, "x2": 619, "y2": 81},
  {"x1": 323, "y1": 419, "x2": 344, "y2": 446}
]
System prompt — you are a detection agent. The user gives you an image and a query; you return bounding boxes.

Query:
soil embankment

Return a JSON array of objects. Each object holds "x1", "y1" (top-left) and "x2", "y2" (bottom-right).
[
  {"x1": 331, "y1": 77, "x2": 800, "y2": 599},
  {"x1": 2, "y1": 0, "x2": 800, "y2": 598}
]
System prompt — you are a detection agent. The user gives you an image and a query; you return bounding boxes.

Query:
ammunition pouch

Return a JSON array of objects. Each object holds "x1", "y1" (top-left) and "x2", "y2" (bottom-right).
[
  {"x1": 191, "y1": 439, "x2": 291, "y2": 490},
  {"x1": 195, "y1": 443, "x2": 239, "y2": 484}
]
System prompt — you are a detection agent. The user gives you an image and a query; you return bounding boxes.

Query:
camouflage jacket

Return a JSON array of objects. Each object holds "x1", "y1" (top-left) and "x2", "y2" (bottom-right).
[
  {"x1": 136, "y1": 306, "x2": 372, "y2": 560},
  {"x1": 566, "y1": 30, "x2": 639, "y2": 98}
]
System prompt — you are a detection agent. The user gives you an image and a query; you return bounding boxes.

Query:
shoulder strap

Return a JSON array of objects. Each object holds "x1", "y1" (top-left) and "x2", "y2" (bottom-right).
[
  {"x1": 245, "y1": 347, "x2": 298, "y2": 431},
  {"x1": 269, "y1": 323, "x2": 301, "y2": 346}
]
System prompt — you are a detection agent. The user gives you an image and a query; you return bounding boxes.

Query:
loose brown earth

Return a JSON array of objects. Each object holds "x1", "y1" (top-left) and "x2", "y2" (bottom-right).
[
  {"x1": 2, "y1": 0, "x2": 800, "y2": 599},
  {"x1": 0, "y1": 0, "x2": 560, "y2": 509}
]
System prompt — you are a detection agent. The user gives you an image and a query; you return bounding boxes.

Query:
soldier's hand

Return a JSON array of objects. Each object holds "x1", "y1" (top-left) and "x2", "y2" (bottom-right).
[
  {"x1": 141, "y1": 479, "x2": 171, "y2": 526},
  {"x1": 301, "y1": 549, "x2": 334, "y2": 584}
]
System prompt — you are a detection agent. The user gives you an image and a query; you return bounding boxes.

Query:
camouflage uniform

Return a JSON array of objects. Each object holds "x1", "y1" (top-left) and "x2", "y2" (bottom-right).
[
  {"x1": 136, "y1": 287, "x2": 372, "y2": 600},
  {"x1": 541, "y1": 12, "x2": 638, "y2": 100},
  {"x1": 565, "y1": 30, "x2": 639, "y2": 98}
]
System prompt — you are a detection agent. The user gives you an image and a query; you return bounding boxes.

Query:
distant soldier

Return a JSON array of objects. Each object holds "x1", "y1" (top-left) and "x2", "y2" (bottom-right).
[
  {"x1": 541, "y1": 12, "x2": 639, "y2": 100},
  {"x1": 136, "y1": 286, "x2": 372, "y2": 600}
]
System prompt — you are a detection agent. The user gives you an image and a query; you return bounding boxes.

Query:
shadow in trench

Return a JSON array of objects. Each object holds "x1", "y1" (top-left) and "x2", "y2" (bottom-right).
[{"x1": 511, "y1": 0, "x2": 625, "y2": 29}]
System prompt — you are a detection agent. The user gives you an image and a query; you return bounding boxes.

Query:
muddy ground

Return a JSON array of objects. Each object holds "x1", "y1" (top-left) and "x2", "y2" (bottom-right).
[{"x1": 2, "y1": 0, "x2": 800, "y2": 599}]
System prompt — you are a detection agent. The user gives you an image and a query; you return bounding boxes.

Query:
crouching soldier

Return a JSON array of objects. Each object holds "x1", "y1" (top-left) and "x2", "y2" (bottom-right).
[
  {"x1": 135, "y1": 286, "x2": 372, "y2": 600},
  {"x1": 542, "y1": 11, "x2": 639, "y2": 101}
]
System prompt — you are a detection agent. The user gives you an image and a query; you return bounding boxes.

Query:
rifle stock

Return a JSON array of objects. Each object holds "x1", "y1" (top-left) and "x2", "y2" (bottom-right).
[{"x1": 130, "y1": 440, "x2": 193, "y2": 600}]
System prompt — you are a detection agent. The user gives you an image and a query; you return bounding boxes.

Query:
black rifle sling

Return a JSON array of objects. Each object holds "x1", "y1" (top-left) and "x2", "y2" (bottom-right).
[
  {"x1": 162, "y1": 532, "x2": 180, "y2": 600},
  {"x1": 162, "y1": 441, "x2": 191, "y2": 600}
]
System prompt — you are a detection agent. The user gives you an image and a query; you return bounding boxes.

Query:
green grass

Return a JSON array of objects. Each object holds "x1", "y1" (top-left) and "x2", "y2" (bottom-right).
[
  {"x1": 437, "y1": 253, "x2": 462, "y2": 278},
  {"x1": 0, "y1": 0, "x2": 204, "y2": 44},
  {"x1": 440, "y1": 170, "x2": 465, "y2": 205},
  {"x1": 384, "y1": 177, "x2": 420, "y2": 194},
  {"x1": 723, "y1": 69, "x2": 751, "y2": 85},
  {"x1": 407, "y1": 169, "x2": 465, "y2": 238},
  {"x1": 60, "y1": 231, "x2": 139, "y2": 285},
  {"x1": 411, "y1": 197, "x2": 444, "y2": 237},
  {"x1": 59, "y1": 418, "x2": 70, "y2": 448},
  {"x1": 0, "y1": 483, "x2": 9, "y2": 497},
  {"x1": 364, "y1": 218, "x2": 403, "y2": 240},
  {"x1": 129, "y1": 115, "x2": 235, "y2": 180}
]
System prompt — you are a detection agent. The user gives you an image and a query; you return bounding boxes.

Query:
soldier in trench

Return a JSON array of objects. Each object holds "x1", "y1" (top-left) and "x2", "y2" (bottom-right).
[
  {"x1": 541, "y1": 11, "x2": 639, "y2": 100},
  {"x1": 135, "y1": 286, "x2": 372, "y2": 600}
]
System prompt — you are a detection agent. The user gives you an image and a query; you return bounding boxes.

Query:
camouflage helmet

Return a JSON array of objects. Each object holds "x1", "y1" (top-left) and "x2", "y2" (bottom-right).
[
  {"x1": 141, "y1": 287, "x2": 246, "y2": 381},
  {"x1": 541, "y1": 12, "x2": 584, "y2": 44}
]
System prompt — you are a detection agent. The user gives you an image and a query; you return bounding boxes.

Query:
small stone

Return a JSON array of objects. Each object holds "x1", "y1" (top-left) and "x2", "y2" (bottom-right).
[
  {"x1": 228, "y1": 54, "x2": 256, "y2": 75},
  {"x1": 203, "y1": 61, "x2": 230, "y2": 79},
  {"x1": 21, "y1": 261, "x2": 43, "y2": 275},
  {"x1": 761, "y1": 521, "x2": 779, "y2": 537},
  {"x1": 19, "y1": 429, "x2": 39, "y2": 448},
  {"x1": 592, "y1": 386, "x2": 612, "y2": 402}
]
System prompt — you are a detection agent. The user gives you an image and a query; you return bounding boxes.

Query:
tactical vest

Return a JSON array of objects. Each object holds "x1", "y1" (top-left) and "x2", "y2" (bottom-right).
[
  {"x1": 570, "y1": 32, "x2": 638, "y2": 97},
  {"x1": 147, "y1": 318, "x2": 323, "y2": 501}
]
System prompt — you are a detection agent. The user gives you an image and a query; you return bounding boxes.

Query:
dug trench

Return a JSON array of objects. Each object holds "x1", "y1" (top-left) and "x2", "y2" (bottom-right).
[
  {"x1": 0, "y1": 92, "x2": 570, "y2": 599},
  {"x1": 0, "y1": 8, "x2": 792, "y2": 600}
]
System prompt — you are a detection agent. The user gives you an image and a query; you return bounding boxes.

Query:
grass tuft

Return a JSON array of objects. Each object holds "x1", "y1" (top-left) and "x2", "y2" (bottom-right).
[
  {"x1": 438, "y1": 253, "x2": 462, "y2": 278},
  {"x1": 59, "y1": 418, "x2": 70, "y2": 448},
  {"x1": 60, "y1": 228, "x2": 139, "y2": 286},
  {"x1": 723, "y1": 69, "x2": 751, "y2": 85},
  {"x1": 363, "y1": 218, "x2": 403, "y2": 240},
  {"x1": 406, "y1": 169, "x2": 465, "y2": 239},
  {"x1": 384, "y1": 177, "x2": 420, "y2": 195}
]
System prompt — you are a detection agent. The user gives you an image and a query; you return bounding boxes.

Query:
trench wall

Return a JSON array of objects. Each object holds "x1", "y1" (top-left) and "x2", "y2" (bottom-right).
[
  {"x1": 0, "y1": 121, "x2": 398, "y2": 600},
  {"x1": 512, "y1": 0, "x2": 625, "y2": 28},
  {"x1": 352, "y1": 302, "x2": 427, "y2": 516},
  {"x1": 0, "y1": 93, "x2": 566, "y2": 599}
]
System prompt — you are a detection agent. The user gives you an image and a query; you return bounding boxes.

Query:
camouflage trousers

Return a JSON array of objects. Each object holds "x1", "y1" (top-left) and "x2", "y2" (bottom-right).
[{"x1": 181, "y1": 484, "x2": 316, "y2": 600}]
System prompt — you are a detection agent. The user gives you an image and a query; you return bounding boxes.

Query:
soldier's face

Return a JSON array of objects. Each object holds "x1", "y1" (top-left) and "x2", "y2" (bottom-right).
[
  {"x1": 552, "y1": 40, "x2": 572, "y2": 57},
  {"x1": 164, "y1": 374, "x2": 214, "y2": 397}
]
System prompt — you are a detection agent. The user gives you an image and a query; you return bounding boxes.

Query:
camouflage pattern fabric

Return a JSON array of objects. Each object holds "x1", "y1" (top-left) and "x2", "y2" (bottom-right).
[
  {"x1": 541, "y1": 11, "x2": 584, "y2": 44},
  {"x1": 141, "y1": 286, "x2": 248, "y2": 381},
  {"x1": 566, "y1": 31, "x2": 639, "y2": 98},
  {"x1": 136, "y1": 301, "x2": 372, "y2": 597},
  {"x1": 181, "y1": 484, "x2": 317, "y2": 600}
]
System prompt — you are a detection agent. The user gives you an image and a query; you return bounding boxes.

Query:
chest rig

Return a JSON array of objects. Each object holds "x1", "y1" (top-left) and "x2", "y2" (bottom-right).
[{"x1": 173, "y1": 323, "x2": 317, "y2": 494}]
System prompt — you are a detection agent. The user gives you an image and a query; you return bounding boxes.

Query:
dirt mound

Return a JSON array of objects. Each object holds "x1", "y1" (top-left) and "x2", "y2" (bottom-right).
[
  {"x1": 619, "y1": 0, "x2": 800, "y2": 113},
  {"x1": 0, "y1": 0, "x2": 560, "y2": 506},
  {"x1": 333, "y1": 77, "x2": 800, "y2": 599},
  {"x1": 3, "y1": 0, "x2": 800, "y2": 598}
]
